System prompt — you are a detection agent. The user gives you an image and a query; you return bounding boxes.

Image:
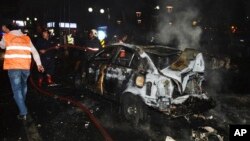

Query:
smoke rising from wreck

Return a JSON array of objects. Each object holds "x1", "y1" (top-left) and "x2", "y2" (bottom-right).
[{"x1": 157, "y1": 1, "x2": 202, "y2": 50}]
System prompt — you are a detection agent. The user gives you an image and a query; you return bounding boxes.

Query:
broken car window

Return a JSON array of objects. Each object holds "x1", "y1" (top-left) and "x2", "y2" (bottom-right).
[
  {"x1": 94, "y1": 47, "x2": 116, "y2": 61},
  {"x1": 114, "y1": 47, "x2": 134, "y2": 67}
]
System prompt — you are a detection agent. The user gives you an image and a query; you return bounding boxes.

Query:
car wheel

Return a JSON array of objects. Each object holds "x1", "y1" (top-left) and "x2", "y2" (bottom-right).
[
  {"x1": 121, "y1": 93, "x2": 146, "y2": 127},
  {"x1": 207, "y1": 134, "x2": 221, "y2": 141}
]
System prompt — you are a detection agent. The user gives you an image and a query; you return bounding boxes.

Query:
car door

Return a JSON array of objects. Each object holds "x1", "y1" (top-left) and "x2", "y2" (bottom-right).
[
  {"x1": 104, "y1": 46, "x2": 140, "y2": 95},
  {"x1": 86, "y1": 46, "x2": 117, "y2": 94}
]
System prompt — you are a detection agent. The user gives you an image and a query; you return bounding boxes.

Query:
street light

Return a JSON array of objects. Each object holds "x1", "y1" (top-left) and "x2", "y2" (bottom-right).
[
  {"x1": 100, "y1": 8, "x2": 105, "y2": 14},
  {"x1": 117, "y1": 20, "x2": 122, "y2": 25},
  {"x1": 34, "y1": 17, "x2": 37, "y2": 21},
  {"x1": 231, "y1": 25, "x2": 237, "y2": 33},
  {"x1": 166, "y1": 5, "x2": 173, "y2": 13},
  {"x1": 155, "y1": 5, "x2": 160, "y2": 10},
  {"x1": 88, "y1": 7, "x2": 93, "y2": 13},
  {"x1": 192, "y1": 20, "x2": 197, "y2": 26},
  {"x1": 137, "y1": 19, "x2": 142, "y2": 24},
  {"x1": 136, "y1": 11, "x2": 142, "y2": 17},
  {"x1": 26, "y1": 17, "x2": 30, "y2": 21}
]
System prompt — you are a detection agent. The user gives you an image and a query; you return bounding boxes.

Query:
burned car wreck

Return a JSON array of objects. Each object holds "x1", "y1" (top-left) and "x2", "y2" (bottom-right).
[{"x1": 75, "y1": 43, "x2": 215, "y2": 124}]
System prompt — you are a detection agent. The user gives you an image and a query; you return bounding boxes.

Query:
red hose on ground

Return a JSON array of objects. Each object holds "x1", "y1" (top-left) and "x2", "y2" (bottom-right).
[{"x1": 29, "y1": 76, "x2": 113, "y2": 141}]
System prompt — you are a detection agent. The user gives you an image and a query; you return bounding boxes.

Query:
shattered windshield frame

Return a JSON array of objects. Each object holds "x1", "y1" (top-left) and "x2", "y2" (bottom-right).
[{"x1": 143, "y1": 46, "x2": 181, "y2": 70}]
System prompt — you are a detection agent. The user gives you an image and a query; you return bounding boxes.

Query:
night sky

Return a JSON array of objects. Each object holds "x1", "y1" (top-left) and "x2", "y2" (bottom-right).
[{"x1": 0, "y1": 0, "x2": 249, "y2": 29}]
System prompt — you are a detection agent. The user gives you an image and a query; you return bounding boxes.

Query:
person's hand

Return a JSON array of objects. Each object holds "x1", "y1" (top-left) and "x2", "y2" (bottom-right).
[
  {"x1": 40, "y1": 49, "x2": 46, "y2": 54},
  {"x1": 37, "y1": 65, "x2": 45, "y2": 73}
]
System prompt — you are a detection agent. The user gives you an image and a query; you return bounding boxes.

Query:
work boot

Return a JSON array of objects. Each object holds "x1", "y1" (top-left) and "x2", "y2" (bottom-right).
[
  {"x1": 17, "y1": 114, "x2": 27, "y2": 121},
  {"x1": 47, "y1": 75, "x2": 58, "y2": 86},
  {"x1": 38, "y1": 78, "x2": 43, "y2": 87}
]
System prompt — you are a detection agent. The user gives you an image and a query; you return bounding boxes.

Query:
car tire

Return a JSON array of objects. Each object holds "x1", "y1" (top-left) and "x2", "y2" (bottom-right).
[
  {"x1": 121, "y1": 93, "x2": 147, "y2": 127},
  {"x1": 207, "y1": 134, "x2": 221, "y2": 141}
]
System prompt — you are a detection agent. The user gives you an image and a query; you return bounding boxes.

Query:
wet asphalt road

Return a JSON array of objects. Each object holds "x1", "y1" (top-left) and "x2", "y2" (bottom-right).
[
  {"x1": 1, "y1": 59, "x2": 250, "y2": 141},
  {"x1": 0, "y1": 69, "x2": 155, "y2": 141}
]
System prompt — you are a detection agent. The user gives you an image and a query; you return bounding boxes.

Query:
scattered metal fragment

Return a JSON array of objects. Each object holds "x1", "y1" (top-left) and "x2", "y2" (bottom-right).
[
  {"x1": 192, "y1": 126, "x2": 224, "y2": 141},
  {"x1": 95, "y1": 107, "x2": 99, "y2": 111},
  {"x1": 165, "y1": 136, "x2": 175, "y2": 141},
  {"x1": 85, "y1": 121, "x2": 90, "y2": 128}
]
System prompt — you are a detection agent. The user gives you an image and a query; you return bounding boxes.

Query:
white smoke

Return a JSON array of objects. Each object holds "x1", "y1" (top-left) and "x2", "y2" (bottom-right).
[{"x1": 157, "y1": 6, "x2": 202, "y2": 50}]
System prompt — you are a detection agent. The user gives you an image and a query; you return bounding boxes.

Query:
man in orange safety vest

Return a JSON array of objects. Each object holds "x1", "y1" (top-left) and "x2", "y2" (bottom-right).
[{"x1": 0, "y1": 23, "x2": 44, "y2": 120}]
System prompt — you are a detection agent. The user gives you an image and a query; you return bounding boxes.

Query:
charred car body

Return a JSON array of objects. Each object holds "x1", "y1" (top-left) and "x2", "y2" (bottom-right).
[{"x1": 75, "y1": 43, "x2": 215, "y2": 124}]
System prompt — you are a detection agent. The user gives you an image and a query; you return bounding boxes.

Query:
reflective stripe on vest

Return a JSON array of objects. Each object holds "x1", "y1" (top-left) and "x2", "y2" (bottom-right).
[{"x1": 3, "y1": 34, "x2": 32, "y2": 70}]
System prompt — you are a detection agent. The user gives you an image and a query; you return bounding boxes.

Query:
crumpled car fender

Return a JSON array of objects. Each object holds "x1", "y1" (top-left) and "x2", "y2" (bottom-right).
[{"x1": 122, "y1": 74, "x2": 174, "y2": 108}]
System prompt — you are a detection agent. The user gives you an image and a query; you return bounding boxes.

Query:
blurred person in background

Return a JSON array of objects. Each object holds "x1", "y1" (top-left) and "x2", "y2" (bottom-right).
[
  {"x1": 1, "y1": 23, "x2": 11, "y2": 33},
  {"x1": 85, "y1": 29, "x2": 102, "y2": 52},
  {"x1": 76, "y1": 29, "x2": 102, "y2": 71},
  {"x1": 36, "y1": 29, "x2": 59, "y2": 87}
]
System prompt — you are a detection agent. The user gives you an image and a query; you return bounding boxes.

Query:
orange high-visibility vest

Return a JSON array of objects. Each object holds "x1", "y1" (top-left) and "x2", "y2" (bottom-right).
[{"x1": 3, "y1": 33, "x2": 32, "y2": 70}]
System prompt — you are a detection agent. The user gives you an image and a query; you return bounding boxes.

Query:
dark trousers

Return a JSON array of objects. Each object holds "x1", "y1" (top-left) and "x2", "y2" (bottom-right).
[{"x1": 39, "y1": 57, "x2": 56, "y2": 78}]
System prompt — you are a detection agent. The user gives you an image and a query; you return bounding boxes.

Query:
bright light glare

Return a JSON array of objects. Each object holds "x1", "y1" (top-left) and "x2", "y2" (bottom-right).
[
  {"x1": 47, "y1": 22, "x2": 55, "y2": 28},
  {"x1": 136, "y1": 11, "x2": 142, "y2": 17},
  {"x1": 97, "y1": 30, "x2": 106, "y2": 40},
  {"x1": 166, "y1": 5, "x2": 173, "y2": 13},
  {"x1": 137, "y1": 19, "x2": 142, "y2": 24},
  {"x1": 59, "y1": 22, "x2": 77, "y2": 28},
  {"x1": 192, "y1": 21, "x2": 197, "y2": 26},
  {"x1": 117, "y1": 20, "x2": 122, "y2": 24},
  {"x1": 100, "y1": 9, "x2": 105, "y2": 14},
  {"x1": 15, "y1": 20, "x2": 25, "y2": 26},
  {"x1": 88, "y1": 7, "x2": 93, "y2": 13},
  {"x1": 155, "y1": 6, "x2": 160, "y2": 10},
  {"x1": 69, "y1": 23, "x2": 77, "y2": 28}
]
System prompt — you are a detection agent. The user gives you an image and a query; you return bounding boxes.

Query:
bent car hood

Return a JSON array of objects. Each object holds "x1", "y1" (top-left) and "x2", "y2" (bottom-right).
[{"x1": 160, "y1": 67, "x2": 182, "y2": 82}]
